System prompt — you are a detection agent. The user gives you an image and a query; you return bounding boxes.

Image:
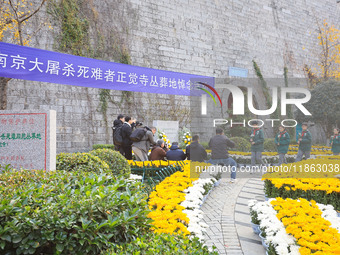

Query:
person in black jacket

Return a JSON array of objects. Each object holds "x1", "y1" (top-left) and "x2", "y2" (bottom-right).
[
  {"x1": 207, "y1": 128, "x2": 237, "y2": 182},
  {"x1": 186, "y1": 135, "x2": 207, "y2": 162},
  {"x1": 113, "y1": 114, "x2": 124, "y2": 154},
  {"x1": 121, "y1": 116, "x2": 136, "y2": 160},
  {"x1": 166, "y1": 142, "x2": 186, "y2": 161}
]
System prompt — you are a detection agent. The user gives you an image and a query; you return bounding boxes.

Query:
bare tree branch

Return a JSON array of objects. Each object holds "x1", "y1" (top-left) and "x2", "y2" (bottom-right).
[{"x1": 20, "y1": 0, "x2": 46, "y2": 23}]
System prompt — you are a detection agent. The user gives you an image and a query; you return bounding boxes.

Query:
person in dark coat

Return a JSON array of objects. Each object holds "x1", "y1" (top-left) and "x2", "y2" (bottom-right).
[
  {"x1": 295, "y1": 122, "x2": 312, "y2": 162},
  {"x1": 330, "y1": 128, "x2": 340, "y2": 155},
  {"x1": 274, "y1": 125, "x2": 290, "y2": 165},
  {"x1": 186, "y1": 134, "x2": 207, "y2": 162},
  {"x1": 166, "y1": 142, "x2": 186, "y2": 161},
  {"x1": 121, "y1": 116, "x2": 136, "y2": 160},
  {"x1": 113, "y1": 114, "x2": 124, "y2": 154},
  {"x1": 150, "y1": 139, "x2": 169, "y2": 161},
  {"x1": 207, "y1": 128, "x2": 237, "y2": 182}
]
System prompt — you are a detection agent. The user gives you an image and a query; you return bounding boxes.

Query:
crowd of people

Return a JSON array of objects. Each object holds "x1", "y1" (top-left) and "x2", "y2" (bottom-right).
[{"x1": 112, "y1": 115, "x2": 340, "y2": 181}]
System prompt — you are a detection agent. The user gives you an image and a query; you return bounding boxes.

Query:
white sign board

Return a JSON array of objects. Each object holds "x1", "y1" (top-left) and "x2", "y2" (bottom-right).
[{"x1": 0, "y1": 110, "x2": 56, "y2": 170}]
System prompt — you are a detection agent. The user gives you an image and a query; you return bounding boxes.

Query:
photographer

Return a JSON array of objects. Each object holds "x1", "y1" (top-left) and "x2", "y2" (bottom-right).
[
  {"x1": 121, "y1": 116, "x2": 136, "y2": 160},
  {"x1": 132, "y1": 126, "x2": 157, "y2": 161}
]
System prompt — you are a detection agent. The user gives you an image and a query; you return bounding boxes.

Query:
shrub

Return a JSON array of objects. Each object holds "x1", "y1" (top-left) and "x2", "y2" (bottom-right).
[
  {"x1": 93, "y1": 144, "x2": 115, "y2": 150},
  {"x1": 56, "y1": 152, "x2": 110, "y2": 173},
  {"x1": 0, "y1": 169, "x2": 151, "y2": 255},
  {"x1": 264, "y1": 138, "x2": 277, "y2": 152},
  {"x1": 102, "y1": 232, "x2": 218, "y2": 255},
  {"x1": 229, "y1": 137, "x2": 251, "y2": 152},
  {"x1": 90, "y1": 149, "x2": 131, "y2": 177}
]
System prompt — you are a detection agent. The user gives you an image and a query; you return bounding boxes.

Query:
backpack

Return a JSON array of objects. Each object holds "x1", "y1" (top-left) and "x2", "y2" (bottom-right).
[
  {"x1": 113, "y1": 125, "x2": 123, "y2": 145},
  {"x1": 130, "y1": 127, "x2": 148, "y2": 142}
]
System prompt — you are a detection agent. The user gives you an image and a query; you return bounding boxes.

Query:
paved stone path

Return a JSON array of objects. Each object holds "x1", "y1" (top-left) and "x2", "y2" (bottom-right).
[{"x1": 201, "y1": 177, "x2": 266, "y2": 255}]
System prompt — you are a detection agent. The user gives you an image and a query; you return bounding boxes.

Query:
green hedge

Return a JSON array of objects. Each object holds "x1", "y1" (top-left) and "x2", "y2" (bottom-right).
[
  {"x1": 90, "y1": 149, "x2": 131, "y2": 177},
  {"x1": 229, "y1": 137, "x2": 251, "y2": 152},
  {"x1": 264, "y1": 138, "x2": 277, "y2": 152},
  {"x1": 56, "y1": 152, "x2": 110, "y2": 173},
  {"x1": 0, "y1": 169, "x2": 151, "y2": 255},
  {"x1": 102, "y1": 232, "x2": 218, "y2": 255},
  {"x1": 92, "y1": 144, "x2": 115, "y2": 150}
]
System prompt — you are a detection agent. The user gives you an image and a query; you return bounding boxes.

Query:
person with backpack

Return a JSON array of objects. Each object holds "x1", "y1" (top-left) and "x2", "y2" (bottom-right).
[
  {"x1": 131, "y1": 126, "x2": 157, "y2": 161},
  {"x1": 120, "y1": 116, "x2": 136, "y2": 160},
  {"x1": 274, "y1": 125, "x2": 290, "y2": 165},
  {"x1": 330, "y1": 128, "x2": 340, "y2": 155},
  {"x1": 295, "y1": 122, "x2": 312, "y2": 162},
  {"x1": 113, "y1": 114, "x2": 124, "y2": 154}
]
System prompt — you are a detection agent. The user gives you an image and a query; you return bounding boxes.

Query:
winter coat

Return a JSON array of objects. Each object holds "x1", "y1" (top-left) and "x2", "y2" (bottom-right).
[
  {"x1": 298, "y1": 130, "x2": 312, "y2": 152},
  {"x1": 166, "y1": 145, "x2": 186, "y2": 161},
  {"x1": 274, "y1": 131, "x2": 290, "y2": 154},
  {"x1": 250, "y1": 128, "x2": 264, "y2": 152},
  {"x1": 186, "y1": 141, "x2": 207, "y2": 162},
  {"x1": 132, "y1": 130, "x2": 156, "y2": 153},
  {"x1": 150, "y1": 146, "x2": 168, "y2": 161},
  {"x1": 121, "y1": 122, "x2": 133, "y2": 146},
  {"x1": 330, "y1": 134, "x2": 340, "y2": 154},
  {"x1": 209, "y1": 135, "x2": 235, "y2": 159}
]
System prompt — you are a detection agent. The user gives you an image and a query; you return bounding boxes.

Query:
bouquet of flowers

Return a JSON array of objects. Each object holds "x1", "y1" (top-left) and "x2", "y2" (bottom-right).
[
  {"x1": 182, "y1": 132, "x2": 192, "y2": 145},
  {"x1": 158, "y1": 131, "x2": 170, "y2": 146}
]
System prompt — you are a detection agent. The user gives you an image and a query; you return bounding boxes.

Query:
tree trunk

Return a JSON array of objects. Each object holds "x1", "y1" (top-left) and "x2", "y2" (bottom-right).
[{"x1": 0, "y1": 77, "x2": 11, "y2": 110}]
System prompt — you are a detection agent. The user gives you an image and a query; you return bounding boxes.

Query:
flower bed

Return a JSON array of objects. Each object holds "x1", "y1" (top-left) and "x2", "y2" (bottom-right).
[
  {"x1": 147, "y1": 161, "x2": 215, "y2": 240},
  {"x1": 263, "y1": 157, "x2": 340, "y2": 210},
  {"x1": 249, "y1": 198, "x2": 340, "y2": 255}
]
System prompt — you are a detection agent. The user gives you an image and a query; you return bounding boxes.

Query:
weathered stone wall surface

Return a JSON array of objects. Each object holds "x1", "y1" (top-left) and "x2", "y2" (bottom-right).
[{"x1": 5, "y1": 0, "x2": 340, "y2": 152}]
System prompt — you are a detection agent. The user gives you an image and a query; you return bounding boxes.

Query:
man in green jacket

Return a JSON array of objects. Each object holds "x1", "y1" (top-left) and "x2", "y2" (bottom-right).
[
  {"x1": 275, "y1": 125, "x2": 290, "y2": 165},
  {"x1": 250, "y1": 121, "x2": 265, "y2": 167},
  {"x1": 295, "y1": 123, "x2": 312, "y2": 162},
  {"x1": 330, "y1": 128, "x2": 340, "y2": 155}
]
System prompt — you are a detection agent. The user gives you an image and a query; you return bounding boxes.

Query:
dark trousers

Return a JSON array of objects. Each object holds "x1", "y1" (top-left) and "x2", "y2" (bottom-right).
[{"x1": 123, "y1": 145, "x2": 133, "y2": 160}]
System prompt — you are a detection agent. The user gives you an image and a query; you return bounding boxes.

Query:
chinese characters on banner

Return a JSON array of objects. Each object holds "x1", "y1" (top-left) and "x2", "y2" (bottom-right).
[{"x1": 0, "y1": 42, "x2": 213, "y2": 96}]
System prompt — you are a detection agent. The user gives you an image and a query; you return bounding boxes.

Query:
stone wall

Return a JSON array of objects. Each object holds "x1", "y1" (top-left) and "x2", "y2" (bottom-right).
[{"x1": 4, "y1": 0, "x2": 340, "y2": 152}]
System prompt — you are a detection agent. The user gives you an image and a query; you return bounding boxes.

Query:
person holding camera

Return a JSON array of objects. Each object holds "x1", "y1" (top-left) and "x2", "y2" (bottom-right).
[
  {"x1": 132, "y1": 126, "x2": 157, "y2": 161},
  {"x1": 121, "y1": 116, "x2": 136, "y2": 160},
  {"x1": 206, "y1": 128, "x2": 237, "y2": 182}
]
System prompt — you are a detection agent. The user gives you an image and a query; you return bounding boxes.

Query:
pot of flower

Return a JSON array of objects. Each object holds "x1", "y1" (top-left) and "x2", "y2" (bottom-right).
[
  {"x1": 259, "y1": 231, "x2": 269, "y2": 250},
  {"x1": 249, "y1": 209, "x2": 261, "y2": 234}
]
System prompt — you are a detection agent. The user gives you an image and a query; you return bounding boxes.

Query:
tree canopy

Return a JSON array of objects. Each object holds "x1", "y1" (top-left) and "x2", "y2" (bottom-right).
[{"x1": 295, "y1": 80, "x2": 340, "y2": 136}]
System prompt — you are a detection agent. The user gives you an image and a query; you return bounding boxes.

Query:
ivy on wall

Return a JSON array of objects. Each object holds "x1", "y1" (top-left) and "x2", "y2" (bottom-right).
[
  {"x1": 252, "y1": 60, "x2": 280, "y2": 122},
  {"x1": 48, "y1": 0, "x2": 133, "y2": 136}
]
